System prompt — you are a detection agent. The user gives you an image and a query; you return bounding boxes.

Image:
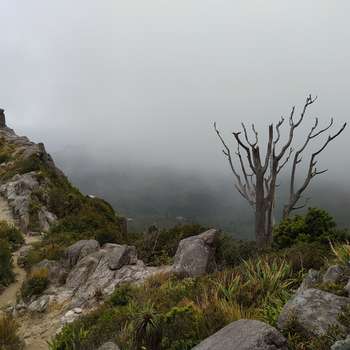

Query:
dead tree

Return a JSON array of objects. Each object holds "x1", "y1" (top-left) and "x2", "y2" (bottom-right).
[{"x1": 214, "y1": 95, "x2": 346, "y2": 249}]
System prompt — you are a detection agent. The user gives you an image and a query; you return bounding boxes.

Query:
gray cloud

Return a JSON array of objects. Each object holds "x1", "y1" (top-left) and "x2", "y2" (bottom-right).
[{"x1": 0, "y1": 0, "x2": 349, "y2": 180}]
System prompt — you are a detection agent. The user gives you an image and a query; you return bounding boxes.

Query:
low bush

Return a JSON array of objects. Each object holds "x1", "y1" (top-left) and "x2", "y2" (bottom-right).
[
  {"x1": 0, "y1": 221, "x2": 23, "y2": 251},
  {"x1": 279, "y1": 241, "x2": 330, "y2": 272},
  {"x1": 21, "y1": 268, "x2": 49, "y2": 301},
  {"x1": 0, "y1": 315, "x2": 24, "y2": 350},
  {"x1": 0, "y1": 240, "x2": 14, "y2": 287},
  {"x1": 215, "y1": 233, "x2": 257, "y2": 268}
]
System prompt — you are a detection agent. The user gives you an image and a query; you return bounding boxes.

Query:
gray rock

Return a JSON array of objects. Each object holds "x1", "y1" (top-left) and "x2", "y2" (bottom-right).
[
  {"x1": 297, "y1": 269, "x2": 321, "y2": 293},
  {"x1": 60, "y1": 309, "x2": 82, "y2": 325},
  {"x1": 278, "y1": 288, "x2": 350, "y2": 336},
  {"x1": 98, "y1": 342, "x2": 120, "y2": 350},
  {"x1": 66, "y1": 246, "x2": 170, "y2": 307},
  {"x1": 64, "y1": 240, "x2": 100, "y2": 268},
  {"x1": 28, "y1": 295, "x2": 50, "y2": 313},
  {"x1": 192, "y1": 319, "x2": 288, "y2": 350},
  {"x1": 0, "y1": 172, "x2": 57, "y2": 232},
  {"x1": 0, "y1": 109, "x2": 6, "y2": 128},
  {"x1": 345, "y1": 280, "x2": 350, "y2": 296},
  {"x1": 172, "y1": 229, "x2": 218, "y2": 277},
  {"x1": 332, "y1": 336, "x2": 350, "y2": 350},
  {"x1": 323, "y1": 265, "x2": 344, "y2": 284},
  {"x1": 106, "y1": 244, "x2": 138, "y2": 270}
]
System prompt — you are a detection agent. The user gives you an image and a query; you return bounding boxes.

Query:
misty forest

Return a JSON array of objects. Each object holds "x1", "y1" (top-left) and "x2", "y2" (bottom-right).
[{"x1": 1, "y1": 2, "x2": 350, "y2": 350}]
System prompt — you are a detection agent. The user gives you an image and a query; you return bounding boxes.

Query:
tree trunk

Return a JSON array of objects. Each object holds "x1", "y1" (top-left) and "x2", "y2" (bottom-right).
[{"x1": 255, "y1": 174, "x2": 272, "y2": 249}]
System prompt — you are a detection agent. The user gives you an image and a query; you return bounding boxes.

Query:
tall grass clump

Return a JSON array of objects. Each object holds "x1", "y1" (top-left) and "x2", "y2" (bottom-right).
[{"x1": 0, "y1": 315, "x2": 24, "y2": 350}]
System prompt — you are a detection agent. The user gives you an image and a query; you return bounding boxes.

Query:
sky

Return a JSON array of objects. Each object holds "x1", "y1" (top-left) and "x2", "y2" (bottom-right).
[{"x1": 0, "y1": 1, "x2": 349, "y2": 182}]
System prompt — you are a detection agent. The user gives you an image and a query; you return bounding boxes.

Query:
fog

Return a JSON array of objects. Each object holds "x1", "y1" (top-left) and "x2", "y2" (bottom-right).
[{"x1": 0, "y1": 1, "x2": 349, "y2": 233}]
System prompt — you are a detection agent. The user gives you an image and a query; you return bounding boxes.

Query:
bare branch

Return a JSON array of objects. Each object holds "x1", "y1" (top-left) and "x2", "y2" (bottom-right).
[
  {"x1": 284, "y1": 121, "x2": 347, "y2": 216},
  {"x1": 232, "y1": 131, "x2": 256, "y2": 173},
  {"x1": 214, "y1": 122, "x2": 255, "y2": 206},
  {"x1": 311, "y1": 118, "x2": 333, "y2": 139},
  {"x1": 274, "y1": 116, "x2": 285, "y2": 146},
  {"x1": 241, "y1": 123, "x2": 258, "y2": 148},
  {"x1": 277, "y1": 147, "x2": 293, "y2": 174}
]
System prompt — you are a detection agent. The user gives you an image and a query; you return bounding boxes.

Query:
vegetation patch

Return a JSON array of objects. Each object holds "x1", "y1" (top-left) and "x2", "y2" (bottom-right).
[
  {"x1": 21, "y1": 268, "x2": 49, "y2": 301},
  {"x1": 0, "y1": 315, "x2": 24, "y2": 350},
  {"x1": 0, "y1": 240, "x2": 14, "y2": 288},
  {"x1": 49, "y1": 255, "x2": 301, "y2": 350}
]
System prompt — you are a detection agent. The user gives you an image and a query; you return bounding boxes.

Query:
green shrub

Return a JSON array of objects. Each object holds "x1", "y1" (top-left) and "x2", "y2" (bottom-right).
[
  {"x1": 273, "y1": 208, "x2": 347, "y2": 249},
  {"x1": 21, "y1": 268, "x2": 49, "y2": 301},
  {"x1": 0, "y1": 221, "x2": 23, "y2": 251},
  {"x1": 280, "y1": 242, "x2": 330, "y2": 272},
  {"x1": 128, "y1": 224, "x2": 205, "y2": 265},
  {"x1": 215, "y1": 233, "x2": 257, "y2": 268},
  {"x1": 109, "y1": 285, "x2": 133, "y2": 306},
  {"x1": 0, "y1": 152, "x2": 11, "y2": 165},
  {"x1": 0, "y1": 315, "x2": 24, "y2": 350},
  {"x1": 0, "y1": 240, "x2": 14, "y2": 287}
]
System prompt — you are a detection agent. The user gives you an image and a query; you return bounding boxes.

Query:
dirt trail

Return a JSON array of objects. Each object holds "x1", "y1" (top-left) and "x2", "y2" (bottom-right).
[
  {"x1": 0, "y1": 196, "x2": 50, "y2": 349},
  {"x1": 0, "y1": 235, "x2": 41, "y2": 310}
]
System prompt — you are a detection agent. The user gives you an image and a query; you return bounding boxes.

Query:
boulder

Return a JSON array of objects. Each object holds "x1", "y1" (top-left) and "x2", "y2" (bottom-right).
[
  {"x1": 64, "y1": 240, "x2": 100, "y2": 268},
  {"x1": 172, "y1": 229, "x2": 218, "y2": 277},
  {"x1": 28, "y1": 295, "x2": 50, "y2": 313},
  {"x1": 98, "y1": 342, "x2": 120, "y2": 350},
  {"x1": 35, "y1": 259, "x2": 68, "y2": 285},
  {"x1": 344, "y1": 280, "x2": 350, "y2": 296},
  {"x1": 106, "y1": 244, "x2": 138, "y2": 270},
  {"x1": 192, "y1": 319, "x2": 288, "y2": 350},
  {"x1": 332, "y1": 336, "x2": 350, "y2": 350},
  {"x1": 278, "y1": 288, "x2": 350, "y2": 336},
  {"x1": 323, "y1": 265, "x2": 344, "y2": 284}
]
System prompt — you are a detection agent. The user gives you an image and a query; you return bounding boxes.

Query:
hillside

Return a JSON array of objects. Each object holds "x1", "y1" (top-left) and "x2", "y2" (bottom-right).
[{"x1": 0, "y1": 113, "x2": 350, "y2": 350}]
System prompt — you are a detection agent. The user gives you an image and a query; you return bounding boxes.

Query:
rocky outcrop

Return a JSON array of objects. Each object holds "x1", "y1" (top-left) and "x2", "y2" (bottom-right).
[
  {"x1": 59, "y1": 240, "x2": 170, "y2": 307},
  {"x1": 67, "y1": 244, "x2": 168, "y2": 307},
  {"x1": 64, "y1": 239, "x2": 100, "y2": 268},
  {"x1": 278, "y1": 288, "x2": 350, "y2": 336},
  {"x1": 0, "y1": 108, "x2": 6, "y2": 128},
  {"x1": 0, "y1": 113, "x2": 65, "y2": 232},
  {"x1": 172, "y1": 229, "x2": 217, "y2": 277},
  {"x1": 192, "y1": 319, "x2": 288, "y2": 350},
  {"x1": 0, "y1": 172, "x2": 57, "y2": 232}
]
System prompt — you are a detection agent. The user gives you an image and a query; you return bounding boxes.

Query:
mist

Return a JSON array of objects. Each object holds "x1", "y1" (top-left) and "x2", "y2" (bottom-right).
[{"x1": 0, "y1": 1, "x2": 349, "y2": 234}]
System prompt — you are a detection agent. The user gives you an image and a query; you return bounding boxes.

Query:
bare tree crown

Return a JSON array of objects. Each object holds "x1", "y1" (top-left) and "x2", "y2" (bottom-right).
[{"x1": 214, "y1": 95, "x2": 347, "y2": 219}]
